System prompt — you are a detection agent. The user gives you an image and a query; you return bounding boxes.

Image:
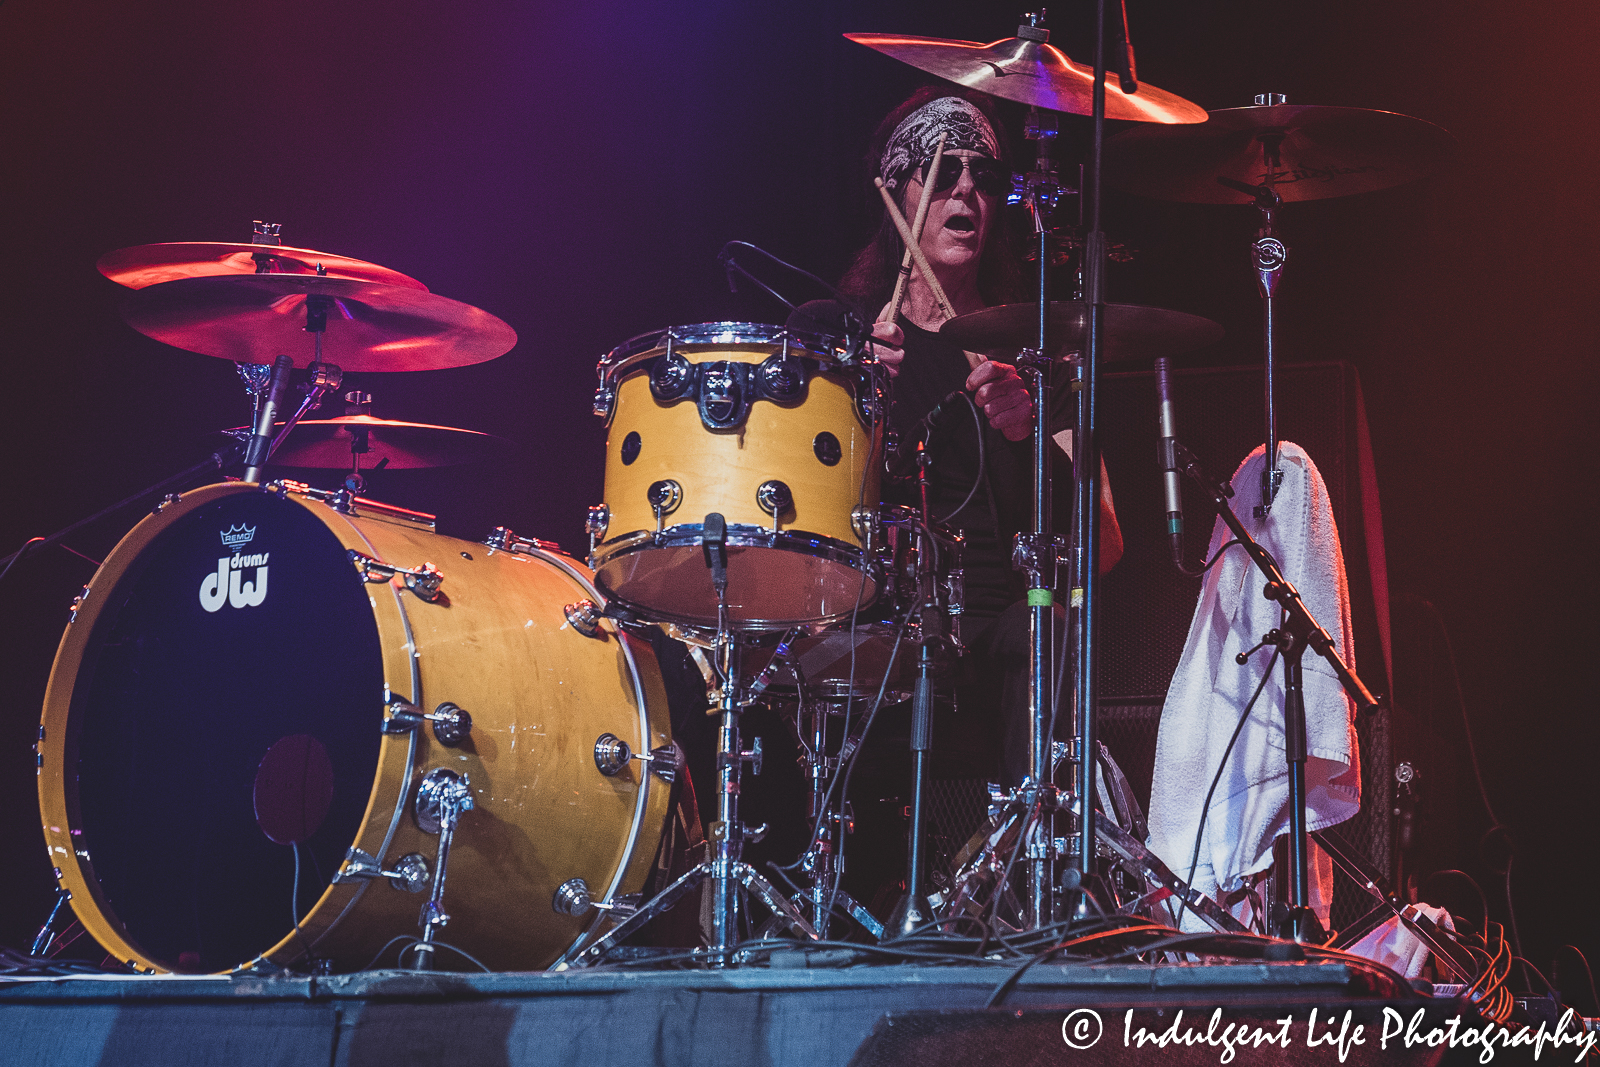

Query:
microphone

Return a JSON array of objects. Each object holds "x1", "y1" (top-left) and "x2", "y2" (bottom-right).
[
  {"x1": 242, "y1": 354, "x2": 294, "y2": 484},
  {"x1": 720, "y1": 251, "x2": 739, "y2": 293},
  {"x1": 1154, "y1": 357, "x2": 1183, "y2": 568},
  {"x1": 1114, "y1": 0, "x2": 1138, "y2": 94},
  {"x1": 921, "y1": 389, "x2": 966, "y2": 432}
]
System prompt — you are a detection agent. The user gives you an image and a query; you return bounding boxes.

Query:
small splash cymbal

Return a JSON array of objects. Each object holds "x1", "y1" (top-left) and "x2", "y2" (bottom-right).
[{"x1": 219, "y1": 416, "x2": 512, "y2": 469}]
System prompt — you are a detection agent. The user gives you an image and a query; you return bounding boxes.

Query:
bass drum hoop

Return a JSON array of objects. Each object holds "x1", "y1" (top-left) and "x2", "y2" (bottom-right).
[{"x1": 37, "y1": 482, "x2": 668, "y2": 973}]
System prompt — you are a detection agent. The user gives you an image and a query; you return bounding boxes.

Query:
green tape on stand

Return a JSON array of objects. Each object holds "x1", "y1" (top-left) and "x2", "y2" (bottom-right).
[{"x1": 1027, "y1": 588, "x2": 1054, "y2": 607}]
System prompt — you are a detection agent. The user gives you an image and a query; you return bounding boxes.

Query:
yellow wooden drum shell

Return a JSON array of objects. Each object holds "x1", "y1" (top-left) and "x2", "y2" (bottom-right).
[
  {"x1": 38, "y1": 482, "x2": 671, "y2": 973},
  {"x1": 596, "y1": 341, "x2": 883, "y2": 627}
]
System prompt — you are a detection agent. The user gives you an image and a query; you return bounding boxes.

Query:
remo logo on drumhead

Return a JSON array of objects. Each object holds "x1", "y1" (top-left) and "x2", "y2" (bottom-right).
[{"x1": 199, "y1": 523, "x2": 270, "y2": 612}]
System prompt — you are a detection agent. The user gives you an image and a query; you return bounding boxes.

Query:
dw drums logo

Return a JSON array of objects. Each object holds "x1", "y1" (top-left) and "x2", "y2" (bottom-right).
[{"x1": 200, "y1": 524, "x2": 270, "y2": 612}]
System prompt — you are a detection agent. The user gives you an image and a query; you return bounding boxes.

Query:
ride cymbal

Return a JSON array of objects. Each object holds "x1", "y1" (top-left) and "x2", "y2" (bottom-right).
[
  {"x1": 99, "y1": 242, "x2": 427, "y2": 291},
  {"x1": 1103, "y1": 103, "x2": 1455, "y2": 203},
  {"x1": 845, "y1": 30, "x2": 1206, "y2": 123},
  {"x1": 219, "y1": 416, "x2": 511, "y2": 469},
  {"x1": 122, "y1": 275, "x2": 516, "y2": 371},
  {"x1": 941, "y1": 302, "x2": 1224, "y2": 361}
]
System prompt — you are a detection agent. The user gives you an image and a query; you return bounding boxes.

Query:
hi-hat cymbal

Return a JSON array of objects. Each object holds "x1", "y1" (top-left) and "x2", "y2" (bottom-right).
[
  {"x1": 219, "y1": 416, "x2": 512, "y2": 469},
  {"x1": 122, "y1": 275, "x2": 517, "y2": 371},
  {"x1": 941, "y1": 302, "x2": 1223, "y2": 361},
  {"x1": 1103, "y1": 104, "x2": 1455, "y2": 203},
  {"x1": 845, "y1": 31, "x2": 1206, "y2": 123},
  {"x1": 99, "y1": 242, "x2": 427, "y2": 290}
]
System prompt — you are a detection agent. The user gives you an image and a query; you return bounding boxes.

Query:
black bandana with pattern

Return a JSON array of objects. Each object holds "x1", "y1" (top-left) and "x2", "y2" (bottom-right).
[{"x1": 879, "y1": 97, "x2": 1002, "y2": 190}]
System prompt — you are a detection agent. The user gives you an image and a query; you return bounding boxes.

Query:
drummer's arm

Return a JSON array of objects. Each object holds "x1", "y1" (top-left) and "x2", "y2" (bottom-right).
[
  {"x1": 1050, "y1": 431, "x2": 1123, "y2": 574},
  {"x1": 1098, "y1": 455, "x2": 1123, "y2": 574}
]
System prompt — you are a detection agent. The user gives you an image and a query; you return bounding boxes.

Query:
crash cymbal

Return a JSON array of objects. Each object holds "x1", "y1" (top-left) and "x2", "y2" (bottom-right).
[
  {"x1": 845, "y1": 30, "x2": 1206, "y2": 124},
  {"x1": 1103, "y1": 104, "x2": 1455, "y2": 203},
  {"x1": 121, "y1": 275, "x2": 517, "y2": 371},
  {"x1": 941, "y1": 302, "x2": 1223, "y2": 361},
  {"x1": 98, "y1": 242, "x2": 427, "y2": 290},
  {"x1": 219, "y1": 416, "x2": 511, "y2": 469}
]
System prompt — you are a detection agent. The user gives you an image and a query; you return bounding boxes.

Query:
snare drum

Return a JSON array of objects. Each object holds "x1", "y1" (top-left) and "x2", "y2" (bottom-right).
[
  {"x1": 588, "y1": 323, "x2": 884, "y2": 629},
  {"x1": 37, "y1": 481, "x2": 671, "y2": 973},
  {"x1": 742, "y1": 506, "x2": 964, "y2": 706}
]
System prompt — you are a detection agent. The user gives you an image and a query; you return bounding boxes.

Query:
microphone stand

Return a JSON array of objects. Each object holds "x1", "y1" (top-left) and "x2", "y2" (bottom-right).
[
  {"x1": 1169, "y1": 438, "x2": 1382, "y2": 940},
  {"x1": 1068, "y1": 0, "x2": 1113, "y2": 922},
  {"x1": 0, "y1": 445, "x2": 242, "y2": 580},
  {"x1": 887, "y1": 442, "x2": 943, "y2": 937}
]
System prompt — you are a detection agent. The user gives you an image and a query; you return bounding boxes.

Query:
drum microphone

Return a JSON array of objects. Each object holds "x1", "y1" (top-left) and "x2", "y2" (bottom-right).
[
  {"x1": 721, "y1": 252, "x2": 739, "y2": 294},
  {"x1": 242, "y1": 354, "x2": 294, "y2": 484},
  {"x1": 1154, "y1": 357, "x2": 1184, "y2": 568},
  {"x1": 922, "y1": 389, "x2": 967, "y2": 432}
]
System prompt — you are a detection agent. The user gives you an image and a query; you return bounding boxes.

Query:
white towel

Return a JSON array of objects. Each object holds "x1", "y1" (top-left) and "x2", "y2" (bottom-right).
[{"x1": 1147, "y1": 442, "x2": 1361, "y2": 931}]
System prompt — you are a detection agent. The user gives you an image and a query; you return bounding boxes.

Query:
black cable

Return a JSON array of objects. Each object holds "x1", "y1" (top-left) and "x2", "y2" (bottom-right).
[
  {"x1": 0, "y1": 536, "x2": 45, "y2": 589},
  {"x1": 1555, "y1": 945, "x2": 1600, "y2": 1016},
  {"x1": 720, "y1": 241, "x2": 845, "y2": 306},
  {"x1": 1420, "y1": 869, "x2": 1491, "y2": 932},
  {"x1": 1176, "y1": 638, "x2": 1282, "y2": 931},
  {"x1": 986, "y1": 919, "x2": 1174, "y2": 1007},
  {"x1": 1412, "y1": 597, "x2": 1504, "y2": 828},
  {"x1": 396, "y1": 939, "x2": 492, "y2": 973},
  {"x1": 976, "y1": 800, "x2": 1037, "y2": 958},
  {"x1": 291, "y1": 842, "x2": 304, "y2": 933},
  {"x1": 829, "y1": 597, "x2": 919, "y2": 911},
  {"x1": 931, "y1": 393, "x2": 987, "y2": 525},
  {"x1": 362, "y1": 936, "x2": 418, "y2": 972}
]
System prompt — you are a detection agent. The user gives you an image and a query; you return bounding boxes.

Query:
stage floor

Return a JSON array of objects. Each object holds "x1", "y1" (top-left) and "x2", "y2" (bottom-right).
[{"x1": 0, "y1": 960, "x2": 1460, "y2": 1067}]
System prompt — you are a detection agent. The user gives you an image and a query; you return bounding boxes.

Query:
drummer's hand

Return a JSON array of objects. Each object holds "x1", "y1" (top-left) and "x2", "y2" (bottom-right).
[
  {"x1": 967, "y1": 360, "x2": 1032, "y2": 441},
  {"x1": 867, "y1": 319, "x2": 904, "y2": 378}
]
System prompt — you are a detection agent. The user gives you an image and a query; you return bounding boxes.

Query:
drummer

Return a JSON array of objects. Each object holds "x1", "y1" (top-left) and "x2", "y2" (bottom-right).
[{"x1": 790, "y1": 87, "x2": 1123, "y2": 785}]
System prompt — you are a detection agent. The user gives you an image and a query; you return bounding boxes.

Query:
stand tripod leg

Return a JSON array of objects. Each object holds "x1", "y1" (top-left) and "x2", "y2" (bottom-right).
[{"x1": 559, "y1": 861, "x2": 712, "y2": 968}]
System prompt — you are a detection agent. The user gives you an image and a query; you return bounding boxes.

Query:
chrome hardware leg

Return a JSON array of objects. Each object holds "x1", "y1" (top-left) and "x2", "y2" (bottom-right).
[
  {"x1": 30, "y1": 887, "x2": 72, "y2": 957},
  {"x1": 407, "y1": 768, "x2": 475, "y2": 970}
]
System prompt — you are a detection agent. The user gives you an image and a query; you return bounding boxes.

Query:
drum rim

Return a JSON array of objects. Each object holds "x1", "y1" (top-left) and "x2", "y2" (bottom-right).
[
  {"x1": 599, "y1": 321, "x2": 846, "y2": 375},
  {"x1": 38, "y1": 481, "x2": 670, "y2": 974},
  {"x1": 35, "y1": 481, "x2": 405, "y2": 974},
  {"x1": 592, "y1": 523, "x2": 881, "y2": 630}
]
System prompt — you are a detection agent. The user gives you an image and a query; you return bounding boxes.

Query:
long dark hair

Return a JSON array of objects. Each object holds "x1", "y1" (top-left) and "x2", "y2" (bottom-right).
[{"x1": 838, "y1": 85, "x2": 1027, "y2": 310}]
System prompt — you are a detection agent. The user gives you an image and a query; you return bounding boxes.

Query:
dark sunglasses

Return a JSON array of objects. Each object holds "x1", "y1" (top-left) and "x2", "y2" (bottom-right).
[{"x1": 918, "y1": 154, "x2": 1013, "y2": 197}]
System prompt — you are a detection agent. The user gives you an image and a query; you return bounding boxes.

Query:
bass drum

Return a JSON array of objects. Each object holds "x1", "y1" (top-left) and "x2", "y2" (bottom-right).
[{"x1": 37, "y1": 482, "x2": 671, "y2": 974}]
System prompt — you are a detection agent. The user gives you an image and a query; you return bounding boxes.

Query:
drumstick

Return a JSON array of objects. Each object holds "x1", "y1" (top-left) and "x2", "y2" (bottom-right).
[
  {"x1": 873, "y1": 177, "x2": 986, "y2": 371},
  {"x1": 874, "y1": 177, "x2": 955, "y2": 321},
  {"x1": 881, "y1": 132, "x2": 947, "y2": 326}
]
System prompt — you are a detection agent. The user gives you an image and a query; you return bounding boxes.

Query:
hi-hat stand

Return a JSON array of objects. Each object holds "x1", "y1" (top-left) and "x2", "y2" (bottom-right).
[{"x1": 779, "y1": 687, "x2": 884, "y2": 941}]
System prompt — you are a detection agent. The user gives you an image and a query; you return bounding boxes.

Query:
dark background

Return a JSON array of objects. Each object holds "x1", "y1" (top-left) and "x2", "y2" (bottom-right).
[{"x1": 1, "y1": 0, "x2": 1594, "y2": 986}]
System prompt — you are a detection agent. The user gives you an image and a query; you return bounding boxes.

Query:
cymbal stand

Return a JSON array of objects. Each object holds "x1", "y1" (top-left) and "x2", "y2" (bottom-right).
[
  {"x1": 1220, "y1": 93, "x2": 1290, "y2": 515},
  {"x1": 237, "y1": 289, "x2": 344, "y2": 483},
  {"x1": 561, "y1": 514, "x2": 821, "y2": 968}
]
